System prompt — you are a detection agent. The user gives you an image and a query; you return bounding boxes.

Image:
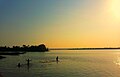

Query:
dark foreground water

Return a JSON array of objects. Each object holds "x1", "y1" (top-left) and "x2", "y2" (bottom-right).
[{"x1": 1, "y1": 50, "x2": 120, "y2": 77}]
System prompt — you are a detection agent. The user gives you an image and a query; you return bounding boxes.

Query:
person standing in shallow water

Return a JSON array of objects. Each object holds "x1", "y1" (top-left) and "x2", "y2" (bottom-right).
[
  {"x1": 56, "y1": 56, "x2": 59, "y2": 62},
  {"x1": 26, "y1": 59, "x2": 31, "y2": 66},
  {"x1": 17, "y1": 63, "x2": 21, "y2": 68}
]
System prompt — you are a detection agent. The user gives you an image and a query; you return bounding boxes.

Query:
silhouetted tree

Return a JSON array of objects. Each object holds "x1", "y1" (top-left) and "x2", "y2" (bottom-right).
[{"x1": 0, "y1": 44, "x2": 48, "y2": 52}]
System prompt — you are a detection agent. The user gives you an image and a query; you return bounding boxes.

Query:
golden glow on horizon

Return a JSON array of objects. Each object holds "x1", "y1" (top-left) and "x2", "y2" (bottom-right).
[
  {"x1": 33, "y1": 1, "x2": 120, "y2": 48},
  {"x1": 1, "y1": 1, "x2": 120, "y2": 48},
  {"x1": 24, "y1": 0, "x2": 120, "y2": 48}
]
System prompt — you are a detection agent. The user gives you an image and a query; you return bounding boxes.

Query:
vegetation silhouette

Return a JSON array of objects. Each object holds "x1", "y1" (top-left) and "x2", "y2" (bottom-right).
[
  {"x1": 0, "y1": 44, "x2": 48, "y2": 56},
  {"x1": 0, "y1": 44, "x2": 48, "y2": 52}
]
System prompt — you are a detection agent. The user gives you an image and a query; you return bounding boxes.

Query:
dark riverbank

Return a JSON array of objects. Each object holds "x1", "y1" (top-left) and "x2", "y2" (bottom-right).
[
  {"x1": 0, "y1": 52, "x2": 26, "y2": 55},
  {"x1": 0, "y1": 55, "x2": 6, "y2": 59},
  {"x1": 0, "y1": 44, "x2": 48, "y2": 52}
]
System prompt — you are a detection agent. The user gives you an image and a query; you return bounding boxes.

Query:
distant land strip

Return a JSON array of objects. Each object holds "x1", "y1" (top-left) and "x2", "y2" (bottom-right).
[{"x1": 50, "y1": 48, "x2": 120, "y2": 50}]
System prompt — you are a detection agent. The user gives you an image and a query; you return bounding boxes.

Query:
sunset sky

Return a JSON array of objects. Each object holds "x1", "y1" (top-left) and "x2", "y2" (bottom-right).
[{"x1": 0, "y1": 0, "x2": 120, "y2": 48}]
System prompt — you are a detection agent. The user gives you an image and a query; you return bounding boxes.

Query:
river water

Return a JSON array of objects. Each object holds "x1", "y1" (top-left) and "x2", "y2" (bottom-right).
[{"x1": 1, "y1": 50, "x2": 120, "y2": 77}]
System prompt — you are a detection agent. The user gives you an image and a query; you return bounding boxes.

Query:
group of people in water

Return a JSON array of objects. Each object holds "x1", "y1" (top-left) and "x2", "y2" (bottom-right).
[
  {"x1": 17, "y1": 56, "x2": 59, "y2": 68},
  {"x1": 17, "y1": 59, "x2": 31, "y2": 68}
]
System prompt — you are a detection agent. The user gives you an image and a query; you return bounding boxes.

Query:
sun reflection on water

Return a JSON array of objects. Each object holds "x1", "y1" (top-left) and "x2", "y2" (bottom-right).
[{"x1": 115, "y1": 56, "x2": 120, "y2": 66}]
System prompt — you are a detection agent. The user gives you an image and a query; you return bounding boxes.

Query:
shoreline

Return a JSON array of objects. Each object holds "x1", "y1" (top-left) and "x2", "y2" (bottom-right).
[
  {"x1": 50, "y1": 48, "x2": 120, "y2": 50},
  {"x1": 0, "y1": 55, "x2": 6, "y2": 59}
]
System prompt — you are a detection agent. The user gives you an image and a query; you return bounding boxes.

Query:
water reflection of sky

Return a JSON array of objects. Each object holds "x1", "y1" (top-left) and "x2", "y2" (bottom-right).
[
  {"x1": 1, "y1": 50, "x2": 120, "y2": 77},
  {"x1": 115, "y1": 56, "x2": 120, "y2": 66}
]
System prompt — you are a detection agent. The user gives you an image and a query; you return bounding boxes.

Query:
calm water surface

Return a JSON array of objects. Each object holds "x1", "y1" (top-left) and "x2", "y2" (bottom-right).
[{"x1": 1, "y1": 50, "x2": 120, "y2": 77}]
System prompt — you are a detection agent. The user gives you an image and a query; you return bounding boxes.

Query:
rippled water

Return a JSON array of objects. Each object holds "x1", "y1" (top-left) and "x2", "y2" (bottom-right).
[{"x1": 1, "y1": 50, "x2": 120, "y2": 77}]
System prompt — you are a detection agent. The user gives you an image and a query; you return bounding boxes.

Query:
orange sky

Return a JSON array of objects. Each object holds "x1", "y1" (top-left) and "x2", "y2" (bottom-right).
[{"x1": 0, "y1": 0, "x2": 120, "y2": 48}]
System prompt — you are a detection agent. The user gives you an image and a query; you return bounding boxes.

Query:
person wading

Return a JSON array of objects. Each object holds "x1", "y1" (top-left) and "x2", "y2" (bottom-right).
[
  {"x1": 26, "y1": 59, "x2": 31, "y2": 66},
  {"x1": 56, "y1": 56, "x2": 59, "y2": 62}
]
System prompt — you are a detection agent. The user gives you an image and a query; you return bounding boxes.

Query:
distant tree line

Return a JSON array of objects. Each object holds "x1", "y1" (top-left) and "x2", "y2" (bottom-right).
[{"x1": 0, "y1": 44, "x2": 48, "y2": 52}]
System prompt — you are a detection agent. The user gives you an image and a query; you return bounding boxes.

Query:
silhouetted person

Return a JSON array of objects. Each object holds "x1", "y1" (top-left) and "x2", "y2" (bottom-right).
[
  {"x1": 56, "y1": 56, "x2": 59, "y2": 62},
  {"x1": 27, "y1": 64, "x2": 30, "y2": 72},
  {"x1": 17, "y1": 63, "x2": 21, "y2": 68},
  {"x1": 26, "y1": 59, "x2": 31, "y2": 66}
]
